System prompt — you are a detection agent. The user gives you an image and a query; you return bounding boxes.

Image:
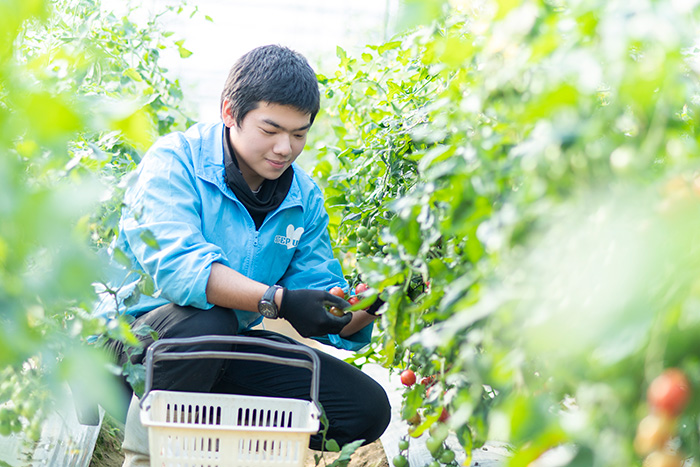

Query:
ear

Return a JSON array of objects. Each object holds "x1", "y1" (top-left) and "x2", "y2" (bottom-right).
[{"x1": 221, "y1": 99, "x2": 236, "y2": 128}]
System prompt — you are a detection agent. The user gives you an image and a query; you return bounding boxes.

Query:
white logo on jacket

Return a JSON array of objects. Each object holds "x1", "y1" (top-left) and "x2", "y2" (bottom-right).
[{"x1": 275, "y1": 224, "x2": 304, "y2": 249}]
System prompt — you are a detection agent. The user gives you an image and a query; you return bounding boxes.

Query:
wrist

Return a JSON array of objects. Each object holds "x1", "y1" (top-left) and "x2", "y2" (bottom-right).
[
  {"x1": 274, "y1": 287, "x2": 284, "y2": 309},
  {"x1": 258, "y1": 284, "x2": 283, "y2": 319}
]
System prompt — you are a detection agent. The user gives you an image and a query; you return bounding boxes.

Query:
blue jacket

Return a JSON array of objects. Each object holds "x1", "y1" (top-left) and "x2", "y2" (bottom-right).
[{"x1": 95, "y1": 122, "x2": 372, "y2": 351}]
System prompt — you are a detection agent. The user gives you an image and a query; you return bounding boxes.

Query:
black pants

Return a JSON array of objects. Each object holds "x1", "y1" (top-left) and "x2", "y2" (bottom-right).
[{"x1": 106, "y1": 304, "x2": 391, "y2": 450}]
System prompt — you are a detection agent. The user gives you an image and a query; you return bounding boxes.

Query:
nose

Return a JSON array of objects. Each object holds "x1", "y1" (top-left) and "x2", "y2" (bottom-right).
[{"x1": 272, "y1": 134, "x2": 292, "y2": 157}]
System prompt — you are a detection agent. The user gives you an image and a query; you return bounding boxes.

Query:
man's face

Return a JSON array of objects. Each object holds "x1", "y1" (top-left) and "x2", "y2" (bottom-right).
[{"x1": 223, "y1": 101, "x2": 311, "y2": 191}]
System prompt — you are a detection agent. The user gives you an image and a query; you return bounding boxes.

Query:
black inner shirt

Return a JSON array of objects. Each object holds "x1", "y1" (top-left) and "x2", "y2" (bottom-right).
[{"x1": 222, "y1": 125, "x2": 294, "y2": 230}]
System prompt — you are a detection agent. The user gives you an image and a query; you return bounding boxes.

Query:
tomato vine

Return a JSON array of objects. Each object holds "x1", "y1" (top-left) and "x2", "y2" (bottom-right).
[{"x1": 312, "y1": 0, "x2": 700, "y2": 465}]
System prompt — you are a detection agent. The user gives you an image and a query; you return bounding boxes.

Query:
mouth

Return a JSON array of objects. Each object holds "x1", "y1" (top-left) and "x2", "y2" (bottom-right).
[{"x1": 266, "y1": 159, "x2": 288, "y2": 170}]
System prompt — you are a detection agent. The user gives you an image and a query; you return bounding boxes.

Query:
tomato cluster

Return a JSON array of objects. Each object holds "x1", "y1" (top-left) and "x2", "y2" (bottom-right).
[
  {"x1": 393, "y1": 438, "x2": 410, "y2": 467},
  {"x1": 328, "y1": 283, "x2": 370, "y2": 317},
  {"x1": 355, "y1": 225, "x2": 379, "y2": 257},
  {"x1": 396, "y1": 367, "x2": 455, "y2": 465},
  {"x1": 634, "y1": 368, "x2": 692, "y2": 466},
  {"x1": 425, "y1": 423, "x2": 456, "y2": 466}
]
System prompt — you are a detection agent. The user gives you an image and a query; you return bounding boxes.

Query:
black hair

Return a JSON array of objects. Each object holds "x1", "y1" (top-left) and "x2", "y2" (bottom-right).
[{"x1": 220, "y1": 44, "x2": 320, "y2": 125}]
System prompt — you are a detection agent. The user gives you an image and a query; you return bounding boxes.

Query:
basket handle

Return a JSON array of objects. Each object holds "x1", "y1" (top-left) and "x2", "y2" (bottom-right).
[{"x1": 141, "y1": 335, "x2": 322, "y2": 413}]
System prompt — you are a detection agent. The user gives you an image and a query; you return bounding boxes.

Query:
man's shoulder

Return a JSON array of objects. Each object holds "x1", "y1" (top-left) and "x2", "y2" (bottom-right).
[
  {"x1": 287, "y1": 165, "x2": 330, "y2": 221},
  {"x1": 291, "y1": 163, "x2": 322, "y2": 194},
  {"x1": 145, "y1": 122, "x2": 222, "y2": 165},
  {"x1": 150, "y1": 121, "x2": 219, "y2": 146}
]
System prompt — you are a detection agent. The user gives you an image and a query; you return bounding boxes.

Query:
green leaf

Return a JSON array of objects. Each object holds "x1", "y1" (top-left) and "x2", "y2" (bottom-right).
[
  {"x1": 336, "y1": 46, "x2": 347, "y2": 61},
  {"x1": 378, "y1": 41, "x2": 402, "y2": 55},
  {"x1": 113, "y1": 247, "x2": 132, "y2": 268},
  {"x1": 123, "y1": 288, "x2": 141, "y2": 308},
  {"x1": 324, "y1": 439, "x2": 341, "y2": 452},
  {"x1": 122, "y1": 67, "x2": 142, "y2": 82},
  {"x1": 23, "y1": 91, "x2": 84, "y2": 144},
  {"x1": 409, "y1": 412, "x2": 440, "y2": 438},
  {"x1": 111, "y1": 106, "x2": 156, "y2": 152},
  {"x1": 132, "y1": 322, "x2": 156, "y2": 338},
  {"x1": 175, "y1": 39, "x2": 193, "y2": 58},
  {"x1": 125, "y1": 362, "x2": 146, "y2": 398},
  {"x1": 494, "y1": 0, "x2": 520, "y2": 20},
  {"x1": 178, "y1": 45, "x2": 193, "y2": 58},
  {"x1": 137, "y1": 275, "x2": 155, "y2": 296},
  {"x1": 139, "y1": 229, "x2": 161, "y2": 250},
  {"x1": 328, "y1": 439, "x2": 365, "y2": 467}
]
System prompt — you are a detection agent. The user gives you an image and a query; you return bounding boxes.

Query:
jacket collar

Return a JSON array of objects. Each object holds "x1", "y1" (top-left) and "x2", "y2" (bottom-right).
[{"x1": 193, "y1": 122, "x2": 304, "y2": 210}]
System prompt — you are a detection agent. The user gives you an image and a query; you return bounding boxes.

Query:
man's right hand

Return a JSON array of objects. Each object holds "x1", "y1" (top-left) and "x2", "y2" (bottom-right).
[{"x1": 279, "y1": 289, "x2": 352, "y2": 338}]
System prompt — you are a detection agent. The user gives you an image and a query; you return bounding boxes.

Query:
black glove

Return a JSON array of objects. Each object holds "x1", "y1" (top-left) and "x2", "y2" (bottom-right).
[{"x1": 279, "y1": 288, "x2": 352, "y2": 338}]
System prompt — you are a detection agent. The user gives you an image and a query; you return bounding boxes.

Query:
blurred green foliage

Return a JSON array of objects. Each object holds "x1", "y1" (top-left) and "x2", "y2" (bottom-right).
[
  {"x1": 0, "y1": 0, "x2": 194, "y2": 448},
  {"x1": 313, "y1": 0, "x2": 700, "y2": 464}
]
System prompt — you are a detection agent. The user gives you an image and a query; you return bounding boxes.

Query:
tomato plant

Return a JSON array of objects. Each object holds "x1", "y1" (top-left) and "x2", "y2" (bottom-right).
[
  {"x1": 312, "y1": 0, "x2": 700, "y2": 464},
  {"x1": 0, "y1": 0, "x2": 194, "y2": 448}
]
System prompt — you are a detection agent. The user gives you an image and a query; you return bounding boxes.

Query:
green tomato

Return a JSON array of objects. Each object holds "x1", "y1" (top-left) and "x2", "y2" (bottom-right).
[
  {"x1": 10, "y1": 418, "x2": 22, "y2": 433},
  {"x1": 26, "y1": 423, "x2": 41, "y2": 442},
  {"x1": 20, "y1": 399, "x2": 40, "y2": 419},
  {"x1": 429, "y1": 423, "x2": 449, "y2": 443},
  {"x1": 439, "y1": 449, "x2": 455, "y2": 464},
  {"x1": 357, "y1": 226, "x2": 369, "y2": 239},
  {"x1": 426, "y1": 436, "x2": 442, "y2": 457},
  {"x1": 398, "y1": 439, "x2": 409, "y2": 451},
  {"x1": 392, "y1": 454, "x2": 408, "y2": 467},
  {"x1": 358, "y1": 242, "x2": 371, "y2": 254},
  {"x1": 0, "y1": 421, "x2": 11, "y2": 437}
]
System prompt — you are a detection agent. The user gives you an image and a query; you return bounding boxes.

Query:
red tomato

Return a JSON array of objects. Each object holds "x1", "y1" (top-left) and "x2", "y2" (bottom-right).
[
  {"x1": 400, "y1": 369, "x2": 416, "y2": 387},
  {"x1": 647, "y1": 368, "x2": 692, "y2": 416},
  {"x1": 420, "y1": 376, "x2": 436, "y2": 387},
  {"x1": 355, "y1": 283, "x2": 369, "y2": 294},
  {"x1": 438, "y1": 407, "x2": 450, "y2": 423},
  {"x1": 348, "y1": 296, "x2": 360, "y2": 306},
  {"x1": 329, "y1": 286, "x2": 345, "y2": 298}
]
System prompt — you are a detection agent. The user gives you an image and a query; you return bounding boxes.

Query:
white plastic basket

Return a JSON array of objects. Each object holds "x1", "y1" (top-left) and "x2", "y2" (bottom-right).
[{"x1": 139, "y1": 335, "x2": 322, "y2": 467}]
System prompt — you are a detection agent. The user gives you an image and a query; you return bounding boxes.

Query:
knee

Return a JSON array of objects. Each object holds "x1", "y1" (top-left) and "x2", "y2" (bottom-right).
[
  {"x1": 338, "y1": 377, "x2": 391, "y2": 446},
  {"x1": 188, "y1": 305, "x2": 239, "y2": 337},
  {"x1": 357, "y1": 382, "x2": 391, "y2": 444},
  {"x1": 160, "y1": 305, "x2": 239, "y2": 339}
]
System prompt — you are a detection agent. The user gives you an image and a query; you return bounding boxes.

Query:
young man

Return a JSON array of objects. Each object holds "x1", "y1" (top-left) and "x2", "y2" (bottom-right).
[{"x1": 98, "y1": 45, "x2": 391, "y2": 466}]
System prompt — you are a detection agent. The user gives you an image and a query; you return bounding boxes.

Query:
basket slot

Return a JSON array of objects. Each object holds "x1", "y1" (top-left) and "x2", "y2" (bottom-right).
[
  {"x1": 235, "y1": 407, "x2": 296, "y2": 428},
  {"x1": 165, "y1": 402, "x2": 223, "y2": 426},
  {"x1": 208, "y1": 405, "x2": 222, "y2": 425},
  {"x1": 236, "y1": 437, "x2": 302, "y2": 463},
  {"x1": 160, "y1": 433, "x2": 222, "y2": 459}
]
